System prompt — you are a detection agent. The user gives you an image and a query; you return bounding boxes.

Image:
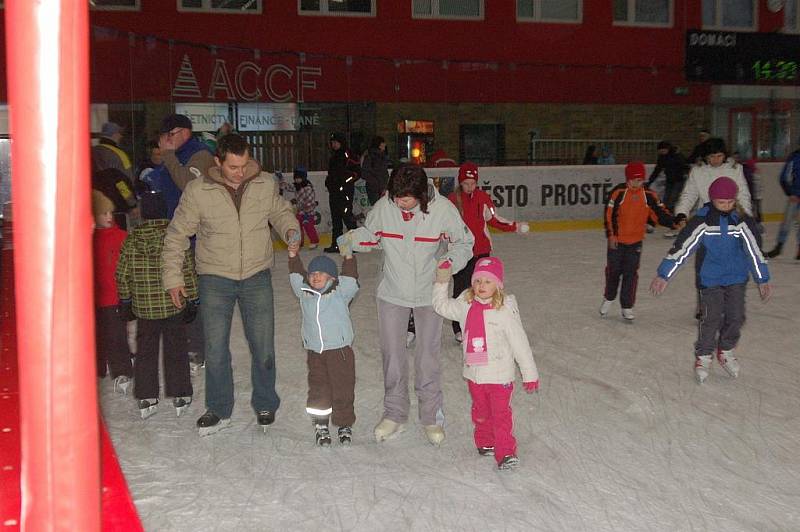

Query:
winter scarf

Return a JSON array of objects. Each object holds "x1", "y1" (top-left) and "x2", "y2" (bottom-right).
[{"x1": 464, "y1": 298, "x2": 491, "y2": 366}]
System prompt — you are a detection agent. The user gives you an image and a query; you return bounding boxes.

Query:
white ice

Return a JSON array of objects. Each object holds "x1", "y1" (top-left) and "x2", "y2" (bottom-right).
[{"x1": 101, "y1": 224, "x2": 800, "y2": 532}]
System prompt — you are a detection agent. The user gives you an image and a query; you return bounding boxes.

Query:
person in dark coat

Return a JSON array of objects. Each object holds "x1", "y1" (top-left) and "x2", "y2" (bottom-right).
[
  {"x1": 324, "y1": 132, "x2": 360, "y2": 253},
  {"x1": 361, "y1": 135, "x2": 390, "y2": 205},
  {"x1": 582, "y1": 145, "x2": 598, "y2": 165},
  {"x1": 647, "y1": 141, "x2": 688, "y2": 213}
]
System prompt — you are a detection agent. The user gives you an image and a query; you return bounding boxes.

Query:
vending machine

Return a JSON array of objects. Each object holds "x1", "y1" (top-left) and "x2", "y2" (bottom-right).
[{"x1": 397, "y1": 120, "x2": 435, "y2": 165}]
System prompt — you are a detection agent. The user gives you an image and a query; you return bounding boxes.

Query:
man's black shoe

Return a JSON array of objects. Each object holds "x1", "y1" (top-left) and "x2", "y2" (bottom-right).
[
  {"x1": 323, "y1": 246, "x2": 339, "y2": 253},
  {"x1": 257, "y1": 410, "x2": 275, "y2": 427}
]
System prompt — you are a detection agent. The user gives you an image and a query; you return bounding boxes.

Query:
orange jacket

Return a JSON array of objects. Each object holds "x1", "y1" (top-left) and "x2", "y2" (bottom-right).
[{"x1": 604, "y1": 184, "x2": 674, "y2": 244}]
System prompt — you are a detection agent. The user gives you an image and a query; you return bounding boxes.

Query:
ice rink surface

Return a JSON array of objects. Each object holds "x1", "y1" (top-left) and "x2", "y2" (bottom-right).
[{"x1": 101, "y1": 224, "x2": 800, "y2": 532}]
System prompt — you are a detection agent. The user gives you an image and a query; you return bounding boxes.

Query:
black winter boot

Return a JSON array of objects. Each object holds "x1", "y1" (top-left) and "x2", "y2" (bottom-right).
[{"x1": 766, "y1": 243, "x2": 783, "y2": 258}]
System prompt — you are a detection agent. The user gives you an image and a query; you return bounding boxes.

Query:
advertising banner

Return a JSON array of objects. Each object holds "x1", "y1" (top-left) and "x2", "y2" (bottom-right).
[{"x1": 273, "y1": 163, "x2": 786, "y2": 239}]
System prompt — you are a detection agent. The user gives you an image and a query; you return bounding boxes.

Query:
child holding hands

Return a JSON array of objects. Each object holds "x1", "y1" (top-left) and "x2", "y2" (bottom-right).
[
  {"x1": 433, "y1": 256, "x2": 539, "y2": 470},
  {"x1": 650, "y1": 176, "x2": 771, "y2": 384},
  {"x1": 289, "y1": 244, "x2": 359, "y2": 446}
]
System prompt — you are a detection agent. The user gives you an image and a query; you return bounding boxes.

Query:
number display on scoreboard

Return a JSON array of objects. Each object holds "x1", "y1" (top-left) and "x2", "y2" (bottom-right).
[{"x1": 685, "y1": 30, "x2": 800, "y2": 85}]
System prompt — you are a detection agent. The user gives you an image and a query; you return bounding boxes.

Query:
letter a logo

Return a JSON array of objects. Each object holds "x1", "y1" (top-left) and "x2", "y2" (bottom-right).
[{"x1": 173, "y1": 54, "x2": 202, "y2": 98}]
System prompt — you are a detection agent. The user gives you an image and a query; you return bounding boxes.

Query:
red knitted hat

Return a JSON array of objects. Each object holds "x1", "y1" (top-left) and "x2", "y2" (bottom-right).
[
  {"x1": 471, "y1": 256, "x2": 504, "y2": 289},
  {"x1": 625, "y1": 161, "x2": 646, "y2": 181},
  {"x1": 709, "y1": 176, "x2": 738, "y2": 200},
  {"x1": 458, "y1": 162, "x2": 479, "y2": 183}
]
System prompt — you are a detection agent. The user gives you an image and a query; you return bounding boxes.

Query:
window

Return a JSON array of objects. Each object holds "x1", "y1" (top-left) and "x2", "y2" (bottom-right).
[
  {"x1": 459, "y1": 124, "x2": 505, "y2": 166},
  {"x1": 413, "y1": 0, "x2": 484, "y2": 20},
  {"x1": 299, "y1": 0, "x2": 375, "y2": 16},
  {"x1": 702, "y1": 0, "x2": 756, "y2": 30},
  {"x1": 517, "y1": 0, "x2": 581, "y2": 23},
  {"x1": 179, "y1": 0, "x2": 261, "y2": 13},
  {"x1": 613, "y1": 0, "x2": 671, "y2": 26},
  {"x1": 90, "y1": 0, "x2": 140, "y2": 10},
  {"x1": 785, "y1": 0, "x2": 799, "y2": 32}
]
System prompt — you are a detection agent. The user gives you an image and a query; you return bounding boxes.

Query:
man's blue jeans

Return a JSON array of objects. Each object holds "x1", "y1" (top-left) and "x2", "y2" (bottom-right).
[
  {"x1": 199, "y1": 270, "x2": 280, "y2": 419},
  {"x1": 776, "y1": 199, "x2": 800, "y2": 245}
]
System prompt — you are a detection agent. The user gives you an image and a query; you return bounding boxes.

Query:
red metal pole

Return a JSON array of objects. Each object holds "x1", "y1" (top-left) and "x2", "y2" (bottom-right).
[{"x1": 5, "y1": 1, "x2": 100, "y2": 530}]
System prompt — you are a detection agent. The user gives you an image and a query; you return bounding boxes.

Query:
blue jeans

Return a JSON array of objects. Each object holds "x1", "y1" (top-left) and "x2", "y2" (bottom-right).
[
  {"x1": 199, "y1": 270, "x2": 280, "y2": 419},
  {"x1": 775, "y1": 199, "x2": 800, "y2": 245}
]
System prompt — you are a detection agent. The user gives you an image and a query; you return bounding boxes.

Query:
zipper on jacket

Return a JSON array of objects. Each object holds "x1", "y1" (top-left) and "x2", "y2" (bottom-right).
[{"x1": 300, "y1": 286, "x2": 325, "y2": 351}]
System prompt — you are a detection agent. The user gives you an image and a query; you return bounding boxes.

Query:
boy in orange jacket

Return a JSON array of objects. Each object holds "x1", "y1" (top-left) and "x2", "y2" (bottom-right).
[{"x1": 600, "y1": 162, "x2": 675, "y2": 321}]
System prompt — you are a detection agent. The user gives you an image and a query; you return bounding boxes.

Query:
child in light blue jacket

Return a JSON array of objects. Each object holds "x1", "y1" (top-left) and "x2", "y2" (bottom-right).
[{"x1": 289, "y1": 251, "x2": 358, "y2": 446}]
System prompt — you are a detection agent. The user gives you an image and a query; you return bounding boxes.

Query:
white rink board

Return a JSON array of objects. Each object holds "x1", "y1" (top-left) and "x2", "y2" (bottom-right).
[{"x1": 291, "y1": 163, "x2": 788, "y2": 235}]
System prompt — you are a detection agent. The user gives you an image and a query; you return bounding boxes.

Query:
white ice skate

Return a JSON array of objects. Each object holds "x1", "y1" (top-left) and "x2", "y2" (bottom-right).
[
  {"x1": 188, "y1": 352, "x2": 204, "y2": 377},
  {"x1": 138, "y1": 398, "x2": 158, "y2": 419},
  {"x1": 374, "y1": 418, "x2": 405, "y2": 442},
  {"x1": 173, "y1": 397, "x2": 192, "y2": 417},
  {"x1": 716, "y1": 349, "x2": 740, "y2": 378},
  {"x1": 338, "y1": 426, "x2": 352, "y2": 446},
  {"x1": 599, "y1": 299, "x2": 613, "y2": 317},
  {"x1": 315, "y1": 424, "x2": 332, "y2": 447},
  {"x1": 424, "y1": 424, "x2": 445, "y2": 446},
  {"x1": 621, "y1": 308, "x2": 635, "y2": 321},
  {"x1": 406, "y1": 331, "x2": 416, "y2": 348},
  {"x1": 694, "y1": 355, "x2": 712, "y2": 384},
  {"x1": 498, "y1": 455, "x2": 520, "y2": 470},
  {"x1": 113, "y1": 375, "x2": 132, "y2": 395}
]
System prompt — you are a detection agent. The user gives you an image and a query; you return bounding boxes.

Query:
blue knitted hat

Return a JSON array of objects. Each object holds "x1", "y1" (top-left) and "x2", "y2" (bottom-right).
[{"x1": 308, "y1": 255, "x2": 337, "y2": 279}]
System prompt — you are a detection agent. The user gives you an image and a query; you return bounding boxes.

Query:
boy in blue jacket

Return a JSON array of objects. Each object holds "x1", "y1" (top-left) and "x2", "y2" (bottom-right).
[
  {"x1": 289, "y1": 250, "x2": 359, "y2": 446},
  {"x1": 650, "y1": 177, "x2": 772, "y2": 384}
]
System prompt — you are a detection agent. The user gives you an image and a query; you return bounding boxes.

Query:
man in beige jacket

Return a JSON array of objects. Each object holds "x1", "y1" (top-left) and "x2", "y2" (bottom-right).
[{"x1": 162, "y1": 133, "x2": 300, "y2": 436}]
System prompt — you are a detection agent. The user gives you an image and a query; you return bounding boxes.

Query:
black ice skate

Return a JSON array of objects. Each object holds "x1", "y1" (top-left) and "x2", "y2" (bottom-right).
[
  {"x1": 338, "y1": 426, "x2": 352, "y2": 446},
  {"x1": 137, "y1": 398, "x2": 158, "y2": 419},
  {"x1": 256, "y1": 410, "x2": 275, "y2": 433},
  {"x1": 315, "y1": 423, "x2": 332, "y2": 447},
  {"x1": 477, "y1": 446, "x2": 495, "y2": 456},
  {"x1": 172, "y1": 396, "x2": 192, "y2": 417},
  {"x1": 197, "y1": 410, "x2": 231, "y2": 436}
]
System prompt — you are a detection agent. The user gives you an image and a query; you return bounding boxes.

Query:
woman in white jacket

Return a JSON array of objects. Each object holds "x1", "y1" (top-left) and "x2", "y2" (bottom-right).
[
  {"x1": 675, "y1": 137, "x2": 752, "y2": 223},
  {"x1": 433, "y1": 256, "x2": 539, "y2": 470},
  {"x1": 340, "y1": 164, "x2": 474, "y2": 446}
]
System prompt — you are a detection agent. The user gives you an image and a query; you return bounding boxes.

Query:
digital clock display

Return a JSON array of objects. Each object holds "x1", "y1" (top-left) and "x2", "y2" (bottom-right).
[
  {"x1": 686, "y1": 30, "x2": 800, "y2": 85},
  {"x1": 752, "y1": 60, "x2": 798, "y2": 81}
]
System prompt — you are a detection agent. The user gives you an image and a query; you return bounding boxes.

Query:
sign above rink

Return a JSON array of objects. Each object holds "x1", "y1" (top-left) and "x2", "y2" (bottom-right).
[
  {"x1": 174, "y1": 103, "x2": 230, "y2": 132},
  {"x1": 237, "y1": 103, "x2": 299, "y2": 132},
  {"x1": 171, "y1": 53, "x2": 322, "y2": 103}
]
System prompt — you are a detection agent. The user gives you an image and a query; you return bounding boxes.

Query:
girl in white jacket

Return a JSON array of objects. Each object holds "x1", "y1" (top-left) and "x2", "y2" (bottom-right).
[{"x1": 433, "y1": 256, "x2": 539, "y2": 470}]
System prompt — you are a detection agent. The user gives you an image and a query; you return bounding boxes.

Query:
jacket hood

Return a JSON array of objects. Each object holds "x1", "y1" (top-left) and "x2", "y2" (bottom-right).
[
  {"x1": 299, "y1": 277, "x2": 339, "y2": 296},
  {"x1": 207, "y1": 159, "x2": 261, "y2": 185},
  {"x1": 132, "y1": 219, "x2": 170, "y2": 257}
]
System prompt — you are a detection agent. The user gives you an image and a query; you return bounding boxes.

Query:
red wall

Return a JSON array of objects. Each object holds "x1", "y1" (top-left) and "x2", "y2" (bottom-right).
[{"x1": 0, "y1": 2, "x2": 791, "y2": 105}]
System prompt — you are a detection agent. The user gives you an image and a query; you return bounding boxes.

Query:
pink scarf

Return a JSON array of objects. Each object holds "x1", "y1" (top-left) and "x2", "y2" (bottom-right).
[{"x1": 464, "y1": 299, "x2": 491, "y2": 366}]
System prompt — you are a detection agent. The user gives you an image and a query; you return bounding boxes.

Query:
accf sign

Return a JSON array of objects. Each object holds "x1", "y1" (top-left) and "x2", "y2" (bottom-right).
[{"x1": 172, "y1": 54, "x2": 322, "y2": 103}]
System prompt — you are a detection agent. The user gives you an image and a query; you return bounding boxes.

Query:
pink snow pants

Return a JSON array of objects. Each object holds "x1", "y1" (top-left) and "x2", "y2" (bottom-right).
[
  {"x1": 467, "y1": 379, "x2": 516, "y2": 464},
  {"x1": 296, "y1": 212, "x2": 319, "y2": 245}
]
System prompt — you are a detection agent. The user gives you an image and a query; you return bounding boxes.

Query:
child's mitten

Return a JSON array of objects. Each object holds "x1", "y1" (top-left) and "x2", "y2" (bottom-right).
[{"x1": 523, "y1": 380, "x2": 539, "y2": 394}]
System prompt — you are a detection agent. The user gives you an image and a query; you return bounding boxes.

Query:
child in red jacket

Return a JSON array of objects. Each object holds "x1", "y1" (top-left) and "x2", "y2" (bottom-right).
[
  {"x1": 92, "y1": 190, "x2": 133, "y2": 392},
  {"x1": 601, "y1": 162, "x2": 674, "y2": 321},
  {"x1": 447, "y1": 162, "x2": 529, "y2": 343}
]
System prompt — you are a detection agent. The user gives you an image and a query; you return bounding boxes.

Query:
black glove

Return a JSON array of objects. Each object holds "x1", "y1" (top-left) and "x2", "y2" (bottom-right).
[
  {"x1": 182, "y1": 299, "x2": 199, "y2": 324},
  {"x1": 117, "y1": 300, "x2": 136, "y2": 322}
]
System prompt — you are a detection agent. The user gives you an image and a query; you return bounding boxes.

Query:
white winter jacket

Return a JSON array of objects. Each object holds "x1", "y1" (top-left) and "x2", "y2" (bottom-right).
[
  {"x1": 432, "y1": 283, "x2": 539, "y2": 385},
  {"x1": 675, "y1": 160, "x2": 752, "y2": 217},
  {"x1": 348, "y1": 183, "x2": 474, "y2": 307}
]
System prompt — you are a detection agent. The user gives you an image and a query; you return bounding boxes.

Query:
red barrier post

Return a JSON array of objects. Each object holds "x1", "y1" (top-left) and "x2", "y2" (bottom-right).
[{"x1": 4, "y1": 1, "x2": 100, "y2": 530}]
